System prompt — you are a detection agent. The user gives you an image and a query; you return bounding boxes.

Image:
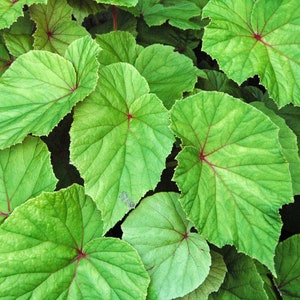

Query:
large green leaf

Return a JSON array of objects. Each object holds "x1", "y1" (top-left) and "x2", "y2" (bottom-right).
[
  {"x1": 70, "y1": 63, "x2": 174, "y2": 233},
  {"x1": 0, "y1": 35, "x2": 99, "y2": 149},
  {"x1": 129, "y1": 0, "x2": 208, "y2": 30},
  {"x1": 0, "y1": 184, "x2": 150, "y2": 299},
  {"x1": 274, "y1": 234, "x2": 300, "y2": 299},
  {"x1": 180, "y1": 251, "x2": 227, "y2": 300},
  {"x1": 170, "y1": 91, "x2": 293, "y2": 274},
  {"x1": 209, "y1": 247, "x2": 268, "y2": 299},
  {"x1": 202, "y1": 0, "x2": 300, "y2": 107},
  {"x1": 252, "y1": 102, "x2": 300, "y2": 195},
  {"x1": 135, "y1": 44, "x2": 199, "y2": 108},
  {"x1": 0, "y1": 136, "x2": 57, "y2": 222},
  {"x1": 30, "y1": 0, "x2": 88, "y2": 56},
  {"x1": 0, "y1": 0, "x2": 47, "y2": 30},
  {"x1": 122, "y1": 192, "x2": 211, "y2": 299}
]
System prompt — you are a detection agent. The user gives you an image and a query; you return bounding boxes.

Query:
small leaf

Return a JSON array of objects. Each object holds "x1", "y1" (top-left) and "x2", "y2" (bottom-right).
[
  {"x1": 179, "y1": 251, "x2": 227, "y2": 300},
  {"x1": 0, "y1": 35, "x2": 100, "y2": 149},
  {"x1": 0, "y1": 136, "x2": 57, "y2": 222},
  {"x1": 170, "y1": 91, "x2": 293, "y2": 274},
  {"x1": 275, "y1": 234, "x2": 300, "y2": 299},
  {"x1": 30, "y1": 0, "x2": 88, "y2": 56},
  {"x1": 122, "y1": 192, "x2": 211, "y2": 300},
  {"x1": 94, "y1": 0, "x2": 138, "y2": 7},
  {"x1": 202, "y1": 0, "x2": 300, "y2": 107},
  {"x1": 70, "y1": 62, "x2": 174, "y2": 233},
  {"x1": 0, "y1": 185, "x2": 150, "y2": 299},
  {"x1": 209, "y1": 247, "x2": 268, "y2": 299},
  {"x1": 0, "y1": 0, "x2": 47, "y2": 30},
  {"x1": 135, "y1": 44, "x2": 199, "y2": 108}
]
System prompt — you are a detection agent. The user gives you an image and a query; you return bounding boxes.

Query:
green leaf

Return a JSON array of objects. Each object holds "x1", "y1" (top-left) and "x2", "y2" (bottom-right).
[
  {"x1": 0, "y1": 136, "x2": 57, "y2": 222},
  {"x1": 130, "y1": 0, "x2": 208, "y2": 30},
  {"x1": 252, "y1": 102, "x2": 300, "y2": 195},
  {"x1": 170, "y1": 91, "x2": 293, "y2": 274},
  {"x1": 202, "y1": 0, "x2": 300, "y2": 107},
  {"x1": 0, "y1": 0, "x2": 47, "y2": 30},
  {"x1": 94, "y1": 0, "x2": 138, "y2": 7},
  {"x1": 275, "y1": 234, "x2": 300, "y2": 299},
  {"x1": 0, "y1": 184, "x2": 150, "y2": 299},
  {"x1": 0, "y1": 35, "x2": 100, "y2": 149},
  {"x1": 30, "y1": 0, "x2": 88, "y2": 56},
  {"x1": 122, "y1": 192, "x2": 211, "y2": 300},
  {"x1": 179, "y1": 251, "x2": 227, "y2": 300},
  {"x1": 209, "y1": 247, "x2": 268, "y2": 300},
  {"x1": 135, "y1": 44, "x2": 199, "y2": 108},
  {"x1": 70, "y1": 62, "x2": 174, "y2": 233},
  {"x1": 96, "y1": 31, "x2": 143, "y2": 66},
  {"x1": 3, "y1": 13, "x2": 34, "y2": 57},
  {"x1": 0, "y1": 38, "x2": 11, "y2": 76}
]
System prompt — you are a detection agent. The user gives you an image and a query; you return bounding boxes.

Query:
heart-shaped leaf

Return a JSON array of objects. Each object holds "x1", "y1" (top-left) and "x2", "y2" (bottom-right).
[
  {"x1": 0, "y1": 136, "x2": 57, "y2": 222},
  {"x1": 0, "y1": 184, "x2": 150, "y2": 299},
  {"x1": 122, "y1": 192, "x2": 211, "y2": 300},
  {"x1": 170, "y1": 91, "x2": 293, "y2": 274},
  {"x1": 202, "y1": 0, "x2": 300, "y2": 107},
  {"x1": 70, "y1": 62, "x2": 174, "y2": 232},
  {"x1": 0, "y1": 35, "x2": 100, "y2": 149}
]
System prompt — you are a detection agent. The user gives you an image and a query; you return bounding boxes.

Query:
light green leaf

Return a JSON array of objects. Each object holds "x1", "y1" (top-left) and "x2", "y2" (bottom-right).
[
  {"x1": 252, "y1": 102, "x2": 300, "y2": 195},
  {"x1": 67, "y1": 0, "x2": 106, "y2": 24},
  {"x1": 0, "y1": 35, "x2": 100, "y2": 149},
  {"x1": 180, "y1": 251, "x2": 227, "y2": 300},
  {"x1": 94, "y1": 0, "x2": 138, "y2": 7},
  {"x1": 209, "y1": 247, "x2": 268, "y2": 300},
  {"x1": 96, "y1": 31, "x2": 143, "y2": 66},
  {"x1": 0, "y1": 184, "x2": 150, "y2": 299},
  {"x1": 275, "y1": 234, "x2": 300, "y2": 300},
  {"x1": 0, "y1": 0, "x2": 47, "y2": 30},
  {"x1": 122, "y1": 192, "x2": 211, "y2": 300},
  {"x1": 130, "y1": 0, "x2": 208, "y2": 30},
  {"x1": 30, "y1": 0, "x2": 88, "y2": 56},
  {"x1": 135, "y1": 44, "x2": 199, "y2": 108},
  {"x1": 0, "y1": 136, "x2": 57, "y2": 222},
  {"x1": 170, "y1": 91, "x2": 293, "y2": 274},
  {"x1": 70, "y1": 62, "x2": 174, "y2": 233},
  {"x1": 3, "y1": 13, "x2": 34, "y2": 57},
  {"x1": 202, "y1": 0, "x2": 300, "y2": 107}
]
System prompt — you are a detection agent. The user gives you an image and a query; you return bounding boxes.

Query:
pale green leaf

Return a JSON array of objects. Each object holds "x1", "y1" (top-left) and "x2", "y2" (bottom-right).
[
  {"x1": 70, "y1": 62, "x2": 174, "y2": 233},
  {"x1": 122, "y1": 192, "x2": 211, "y2": 300},
  {"x1": 135, "y1": 44, "x2": 198, "y2": 108},
  {"x1": 30, "y1": 0, "x2": 88, "y2": 56},
  {"x1": 0, "y1": 35, "x2": 100, "y2": 149},
  {"x1": 252, "y1": 102, "x2": 300, "y2": 195},
  {"x1": 275, "y1": 234, "x2": 300, "y2": 300},
  {"x1": 94, "y1": 0, "x2": 138, "y2": 7},
  {"x1": 209, "y1": 247, "x2": 268, "y2": 300},
  {"x1": 96, "y1": 31, "x2": 143, "y2": 66},
  {"x1": 170, "y1": 91, "x2": 293, "y2": 274},
  {"x1": 180, "y1": 251, "x2": 227, "y2": 300},
  {"x1": 0, "y1": 136, "x2": 57, "y2": 222},
  {"x1": 202, "y1": 0, "x2": 300, "y2": 107},
  {"x1": 0, "y1": 0, "x2": 47, "y2": 30},
  {"x1": 0, "y1": 184, "x2": 149, "y2": 299}
]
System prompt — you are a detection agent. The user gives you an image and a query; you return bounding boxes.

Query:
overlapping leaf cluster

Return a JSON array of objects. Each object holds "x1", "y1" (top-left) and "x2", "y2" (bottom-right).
[{"x1": 0, "y1": 0, "x2": 299, "y2": 299}]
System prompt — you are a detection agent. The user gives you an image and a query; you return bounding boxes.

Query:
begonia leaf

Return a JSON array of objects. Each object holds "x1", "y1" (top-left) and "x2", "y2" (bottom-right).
[
  {"x1": 0, "y1": 35, "x2": 99, "y2": 149},
  {"x1": 202, "y1": 0, "x2": 300, "y2": 107},
  {"x1": 0, "y1": 40, "x2": 11, "y2": 76},
  {"x1": 122, "y1": 192, "x2": 211, "y2": 299},
  {"x1": 179, "y1": 251, "x2": 227, "y2": 300},
  {"x1": 0, "y1": 185, "x2": 150, "y2": 299},
  {"x1": 30, "y1": 0, "x2": 88, "y2": 56},
  {"x1": 0, "y1": 0, "x2": 47, "y2": 30},
  {"x1": 70, "y1": 62, "x2": 174, "y2": 233},
  {"x1": 170, "y1": 91, "x2": 293, "y2": 274},
  {"x1": 274, "y1": 234, "x2": 300, "y2": 299},
  {"x1": 209, "y1": 247, "x2": 267, "y2": 299},
  {"x1": 0, "y1": 136, "x2": 57, "y2": 223},
  {"x1": 94, "y1": 0, "x2": 138, "y2": 7}
]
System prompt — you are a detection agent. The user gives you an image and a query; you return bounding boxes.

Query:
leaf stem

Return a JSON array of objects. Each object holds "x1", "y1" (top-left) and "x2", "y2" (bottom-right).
[{"x1": 112, "y1": 5, "x2": 118, "y2": 31}]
